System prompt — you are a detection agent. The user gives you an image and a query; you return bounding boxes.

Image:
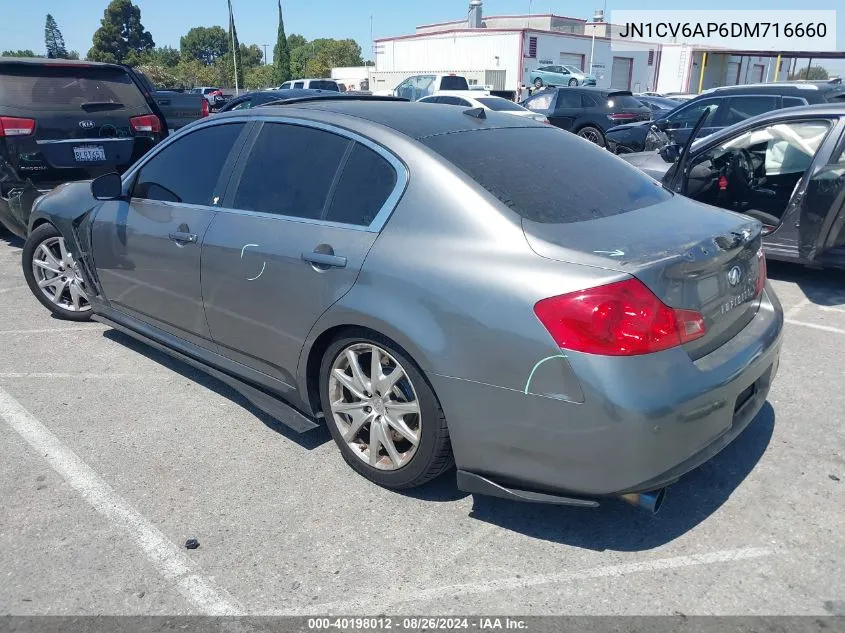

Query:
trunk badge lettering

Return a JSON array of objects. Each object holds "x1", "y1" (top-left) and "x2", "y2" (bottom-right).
[
  {"x1": 727, "y1": 266, "x2": 743, "y2": 286},
  {"x1": 79, "y1": 120, "x2": 95, "y2": 129}
]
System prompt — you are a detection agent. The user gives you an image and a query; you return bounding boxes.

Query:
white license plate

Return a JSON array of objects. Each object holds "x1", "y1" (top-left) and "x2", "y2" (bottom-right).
[{"x1": 73, "y1": 146, "x2": 106, "y2": 162}]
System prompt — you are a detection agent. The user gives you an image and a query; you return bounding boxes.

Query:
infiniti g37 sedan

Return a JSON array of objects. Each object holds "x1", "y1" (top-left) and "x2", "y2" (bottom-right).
[{"x1": 22, "y1": 97, "x2": 783, "y2": 512}]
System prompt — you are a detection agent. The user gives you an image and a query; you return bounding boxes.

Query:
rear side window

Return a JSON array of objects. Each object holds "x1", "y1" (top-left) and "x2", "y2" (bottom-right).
[
  {"x1": 309, "y1": 80, "x2": 338, "y2": 91},
  {"x1": 132, "y1": 123, "x2": 245, "y2": 205},
  {"x1": 326, "y1": 143, "x2": 398, "y2": 226},
  {"x1": 440, "y1": 76, "x2": 469, "y2": 91},
  {"x1": 233, "y1": 123, "x2": 349, "y2": 220},
  {"x1": 293, "y1": 81, "x2": 304, "y2": 89},
  {"x1": 0, "y1": 64, "x2": 148, "y2": 111},
  {"x1": 556, "y1": 91, "x2": 581, "y2": 108},
  {"x1": 722, "y1": 96, "x2": 779, "y2": 126},
  {"x1": 783, "y1": 96, "x2": 808, "y2": 108},
  {"x1": 424, "y1": 127, "x2": 670, "y2": 223}
]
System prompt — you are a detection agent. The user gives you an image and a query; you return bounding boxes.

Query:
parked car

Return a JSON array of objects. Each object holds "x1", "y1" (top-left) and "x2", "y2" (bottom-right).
[
  {"x1": 529, "y1": 65, "x2": 596, "y2": 88},
  {"x1": 21, "y1": 96, "x2": 782, "y2": 513},
  {"x1": 663, "y1": 92, "x2": 699, "y2": 101},
  {"x1": 522, "y1": 87, "x2": 651, "y2": 146},
  {"x1": 216, "y1": 88, "x2": 329, "y2": 111},
  {"x1": 621, "y1": 104, "x2": 845, "y2": 270},
  {"x1": 391, "y1": 74, "x2": 470, "y2": 101},
  {"x1": 278, "y1": 78, "x2": 340, "y2": 92},
  {"x1": 417, "y1": 91, "x2": 548, "y2": 123},
  {"x1": 0, "y1": 57, "x2": 166, "y2": 238},
  {"x1": 606, "y1": 81, "x2": 845, "y2": 155},
  {"x1": 128, "y1": 71, "x2": 208, "y2": 130},
  {"x1": 635, "y1": 95, "x2": 683, "y2": 117}
]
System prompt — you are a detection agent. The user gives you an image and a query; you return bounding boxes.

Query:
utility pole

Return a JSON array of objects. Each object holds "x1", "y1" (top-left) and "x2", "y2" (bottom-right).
[{"x1": 263, "y1": 44, "x2": 269, "y2": 65}]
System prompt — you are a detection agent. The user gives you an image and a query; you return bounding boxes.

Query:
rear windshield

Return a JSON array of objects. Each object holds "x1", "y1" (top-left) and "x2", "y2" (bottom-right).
[
  {"x1": 440, "y1": 76, "x2": 469, "y2": 91},
  {"x1": 423, "y1": 127, "x2": 670, "y2": 223},
  {"x1": 309, "y1": 80, "x2": 338, "y2": 91},
  {"x1": 0, "y1": 64, "x2": 148, "y2": 111},
  {"x1": 608, "y1": 94, "x2": 646, "y2": 109},
  {"x1": 476, "y1": 97, "x2": 527, "y2": 112}
]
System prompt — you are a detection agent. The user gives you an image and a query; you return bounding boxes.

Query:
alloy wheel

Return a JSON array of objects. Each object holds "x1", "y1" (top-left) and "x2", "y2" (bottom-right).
[
  {"x1": 578, "y1": 128, "x2": 603, "y2": 145},
  {"x1": 328, "y1": 343, "x2": 422, "y2": 471},
  {"x1": 31, "y1": 236, "x2": 90, "y2": 313}
]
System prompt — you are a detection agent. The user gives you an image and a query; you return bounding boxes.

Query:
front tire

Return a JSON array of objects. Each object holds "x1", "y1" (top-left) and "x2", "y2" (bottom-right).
[
  {"x1": 568, "y1": 78, "x2": 578, "y2": 86},
  {"x1": 319, "y1": 330, "x2": 453, "y2": 489},
  {"x1": 577, "y1": 126, "x2": 606, "y2": 147},
  {"x1": 22, "y1": 223, "x2": 92, "y2": 321}
]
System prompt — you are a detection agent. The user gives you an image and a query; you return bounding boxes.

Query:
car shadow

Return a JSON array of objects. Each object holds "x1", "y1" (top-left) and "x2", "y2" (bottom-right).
[
  {"x1": 101, "y1": 329, "x2": 332, "y2": 451},
  {"x1": 767, "y1": 260, "x2": 845, "y2": 306},
  {"x1": 0, "y1": 230, "x2": 24, "y2": 249},
  {"x1": 466, "y1": 402, "x2": 775, "y2": 551}
]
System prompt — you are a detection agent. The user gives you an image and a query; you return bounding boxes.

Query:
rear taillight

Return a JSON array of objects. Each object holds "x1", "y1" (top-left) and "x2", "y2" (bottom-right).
[
  {"x1": 201, "y1": 99, "x2": 210, "y2": 117},
  {"x1": 129, "y1": 114, "x2": 161, "y2": 134},
  {"x1": 755, "y1": 248, "x2": 767, "y2": 296},
  {"x1": 534, "y1": 278, "x2": 706, "y2": 356},
  {"x1": 608, "y1": 113, "x2": 639, "y2": 121},
  {"x1": 0, "y1": 116, "x2": 36, "y2": 137}
]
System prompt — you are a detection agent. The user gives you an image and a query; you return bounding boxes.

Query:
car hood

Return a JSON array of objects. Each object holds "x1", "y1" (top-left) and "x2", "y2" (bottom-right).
[{"x1": 619, "y1": 150, "x2": 674, "y2": 181}]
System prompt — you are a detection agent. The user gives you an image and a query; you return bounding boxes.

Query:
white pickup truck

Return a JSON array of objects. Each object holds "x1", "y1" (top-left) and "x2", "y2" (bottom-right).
[{"x1": 381, "y1": 74, "x2": 471, "y2": 101}]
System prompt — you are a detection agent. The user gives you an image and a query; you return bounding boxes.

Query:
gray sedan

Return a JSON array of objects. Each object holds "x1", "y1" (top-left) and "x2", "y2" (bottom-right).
[{"x1": 21, "y1": 98, "x2": 783, "y2": 513}]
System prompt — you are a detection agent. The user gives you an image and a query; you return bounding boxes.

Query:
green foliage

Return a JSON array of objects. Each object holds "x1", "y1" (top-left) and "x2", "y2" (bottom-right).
[
  {"x1": 788, "y1": 65, "x2": 830, "y2": 81},
  {"x1": 289, "y1": 38, "x2": 363, "y2": 79},
  {"x1": 273, "y1": 0, "x2": 290, "y2": 85},
  {"x1": 88, "y1": 0, "x2": 154, "y2": 64},
  {"x1": 228, "y1": 0, "x2": 243, "y2": 88},
  {"x1": 287, "y1": 34, "x2": 307, "y2": 50},
  {"x1": 142, "y1": 45, "x2": 181, "y2": 68},
  {"x1": 67, "y1": 51, "x2": 80, "y2": 60},
  {"x1": 246, "y1": 64, "x2": 277, "y2": 90},
  {"x1": 44, "y1": 14, "x2": 69, "y2": 59},
  {"x1": 2, "y1": 49, "x2": 40, "y2": 58},
  {"x1": 240, "y1": 44, "x2": 263, "y2": 69},
  {"x1": 180, "y1": 26, "x2": 228, "y2": 65}
]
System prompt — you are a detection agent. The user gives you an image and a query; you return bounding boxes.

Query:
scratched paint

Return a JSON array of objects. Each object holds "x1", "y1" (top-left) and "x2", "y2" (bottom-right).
[
  {"x1": 240, "y1": 243, "x2": 266, "y2": 281},
  {"x1": 523, "y1": 354, "x2": 568, "y2": 395}
]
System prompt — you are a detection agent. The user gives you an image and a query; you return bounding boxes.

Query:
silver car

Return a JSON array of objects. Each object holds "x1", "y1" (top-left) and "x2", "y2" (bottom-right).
[{"x1": 22, "y1": 97, "x2": 783, "y2": 513}]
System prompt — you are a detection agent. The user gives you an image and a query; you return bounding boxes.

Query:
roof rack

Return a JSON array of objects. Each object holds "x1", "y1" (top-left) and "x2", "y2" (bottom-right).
[{"x1": 258, "y1": 95, "x2": 408, "y2": 107}]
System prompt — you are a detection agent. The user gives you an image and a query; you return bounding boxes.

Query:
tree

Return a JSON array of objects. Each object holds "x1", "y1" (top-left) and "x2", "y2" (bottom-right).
[
  {"x1": 273, "y1": 0, "x2": 291, "y2": 85},
  {"x1": 217, "y1": 44, "x2": 261, "y2": 88},
  {"x1": 2, "y1": 49, "x2": 40, "y2": 58},
  {"x1": 246, "y1": 64, "x2": 276, "y2": 90},
  {"x1": 44, "y1": 14, "x2": 68, "y2": 59},
  {"x1": 227, "y1": 0, "x2": 243, "y2": 89},
  {"x1": 289, "y1": 42, "x2": 312, "y2": 78},
  {"x1": 88, "y1": 0, "x2": 154, "y2": 64},
  {"x1": 240, "y1": 44, "x2": 263, "y2": 69},
  {"x1": 67, "y1": 51, "x2": 80, "y2": 60},
  {"x1": 287, "y1": 34, "x2": 307, "y2": 50},
  {"x1": 180, "y1": 26, "x2": 228, "y2": 65},
  {"x1": 144, "y1": 45, "x2": 181, "y2": 68},
  {"x1": 305, "y1": 39, "x2": 364, "y2": 78},
  {"x1": 789, "y1": 65, "x2": 830, "y2": 81}
]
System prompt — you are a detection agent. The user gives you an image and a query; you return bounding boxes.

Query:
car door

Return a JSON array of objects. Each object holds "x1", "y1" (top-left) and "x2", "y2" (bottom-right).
[
  {"x1": 90, "y1": 121, "x2": 250, "y2": 349},
  {"x1": 548, "y1": 90, "x2": 581, "y2": 131},
  {"x1": 201, "y1": 119, "x2": 405, "y2": 390},
  {"x1": 798, "y1": 119, "x2": 845, "y2": 261}
]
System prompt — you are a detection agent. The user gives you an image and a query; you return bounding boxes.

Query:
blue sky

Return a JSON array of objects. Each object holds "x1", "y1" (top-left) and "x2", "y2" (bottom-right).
[{"x1": 1, "y1": 0, "x2": 843, "y2": 73}]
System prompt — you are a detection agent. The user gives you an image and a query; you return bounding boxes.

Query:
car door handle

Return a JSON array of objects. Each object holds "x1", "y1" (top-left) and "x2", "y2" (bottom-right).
[
  {"x1": 157, "y1": 99, "x2": 171, "y2": 106},
  {"x1": 301, "y1": 252, "x2": 347, "y2": 268},
  {"x1": 168, "y1": 231, "x2": 197, "y2": 243}
]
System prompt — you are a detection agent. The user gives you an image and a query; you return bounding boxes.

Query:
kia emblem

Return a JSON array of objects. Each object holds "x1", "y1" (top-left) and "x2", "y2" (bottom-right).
[
  {"x1": 727, "y1": 266, "x2": 743, "y2": 286},
  {"x1": 79, "y1": 120, "x2": 95, "y2": 129}
]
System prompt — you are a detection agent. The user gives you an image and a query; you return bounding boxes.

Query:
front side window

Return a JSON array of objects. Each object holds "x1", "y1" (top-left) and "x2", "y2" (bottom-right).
[
  {"x1": 666, "y1": 98, "x2": 721, "y2": 127},
  {"x1": 132, "y1": 123, "x2": 245, "y2": 204},
  {"x1": 280, "y1": 82, "x2": 291, "y2": 89},
  {"x1": 722, "y1": 96, "x2": 779, "y2": 126}
]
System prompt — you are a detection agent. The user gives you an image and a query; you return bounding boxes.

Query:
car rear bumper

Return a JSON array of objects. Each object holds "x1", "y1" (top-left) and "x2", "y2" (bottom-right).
[{"x1": 432, "y1": 284, "x2": 783, "y2": 499}]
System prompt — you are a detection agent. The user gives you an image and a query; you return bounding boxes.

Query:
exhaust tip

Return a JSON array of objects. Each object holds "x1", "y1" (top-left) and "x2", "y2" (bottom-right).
[{"x1": 619, "y1": 488, "x2": 667, "y2": 514}]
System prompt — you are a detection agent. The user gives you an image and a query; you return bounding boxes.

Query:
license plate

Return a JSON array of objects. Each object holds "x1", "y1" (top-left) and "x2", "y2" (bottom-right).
[{"x1": 73, "y1": 145, "x2": 106, "y2": 162}]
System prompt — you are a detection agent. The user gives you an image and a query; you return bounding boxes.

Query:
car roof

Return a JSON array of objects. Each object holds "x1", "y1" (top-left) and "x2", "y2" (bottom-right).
[
  {"x1": 214, "y1": 99, "x2": 542, "y2": 139},
  {"x1": 0, "y1": 56, "x2": 123, "y2": 70},
  {"x1": 706, "y1": 80, "x2": 844, "y2": 95},
  {"x1": 247, "y1": 88, "x2": 327, "y2": 98}
]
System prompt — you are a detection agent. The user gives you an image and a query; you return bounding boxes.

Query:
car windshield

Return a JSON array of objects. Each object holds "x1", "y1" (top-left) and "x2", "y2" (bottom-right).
[
  {"x1": 440, "y1": 76, "x2": 469, "y2": 90},
  {"x1": 475, "y1": 97, "x2": 528, "y2": 112},
  {"x1": 424, "y1": 127, "x2": 670, "y2": 223}
]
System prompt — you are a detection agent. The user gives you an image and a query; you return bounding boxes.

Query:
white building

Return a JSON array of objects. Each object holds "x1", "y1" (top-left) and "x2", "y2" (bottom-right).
[{"x1": 368, "y1": 2, "x2": 796, "y2": 98}]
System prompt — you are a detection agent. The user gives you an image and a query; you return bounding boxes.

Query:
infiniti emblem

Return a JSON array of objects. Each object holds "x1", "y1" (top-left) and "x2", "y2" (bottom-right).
[
  {"x1": 727, "y1": 265, "x2": 743, "y2": 286},
  {"x1": 79, "y1": 120, "x2": 95, "y2": 129}
]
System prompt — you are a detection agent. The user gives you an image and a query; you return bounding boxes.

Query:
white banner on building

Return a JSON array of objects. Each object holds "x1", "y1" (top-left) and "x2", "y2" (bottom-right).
[{"x1": 611, "y1": 10, "x2": 837, "y2": 52}]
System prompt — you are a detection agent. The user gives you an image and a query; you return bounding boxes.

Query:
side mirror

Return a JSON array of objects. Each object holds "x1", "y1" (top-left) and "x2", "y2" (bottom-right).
[
  {"x1": 659, "y1": 143, "x2": 682, "y2": 164},
  {"x1": 91, "y1": 172, "x2": 124, "y2": 201}
]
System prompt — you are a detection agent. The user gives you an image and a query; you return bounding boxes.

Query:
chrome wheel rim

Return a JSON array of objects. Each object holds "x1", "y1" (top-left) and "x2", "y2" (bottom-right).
[
  {"x1": 31, "y1": 236, "x2": 90, "y2": 313},
  {"x1": 328, "y1": 343, "x2": 422, "y2": 471},
  {"x1": 578, "y1": 129, "x2": 602, "y2": 145}
]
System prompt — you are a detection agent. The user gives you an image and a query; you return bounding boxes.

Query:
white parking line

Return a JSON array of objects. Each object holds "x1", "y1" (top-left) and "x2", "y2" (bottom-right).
[
  {"x1": 784, "y1": 297, "x2": 811, "y2": 319},
  {"x1": 274, "y1": 546, "x2": 774, "y2": 615},
  {"x1": 786, "y1": 319, "x2": 845, "y2": 336},
  {"x1": 0, "y1": 387, "x2": 243, "y2": 616}
]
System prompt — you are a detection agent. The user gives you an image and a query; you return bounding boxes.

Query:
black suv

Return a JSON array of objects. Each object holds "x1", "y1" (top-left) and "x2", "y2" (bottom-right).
[
  {"x1": 606, "y1": 79, "x2": 845, "y2": 154},
  {"x1": 521, "y1": 87, "x2": 651, "y2": 147},
  {"x1": 0, "y1": 57, "x2": 165, "y2": 238}
]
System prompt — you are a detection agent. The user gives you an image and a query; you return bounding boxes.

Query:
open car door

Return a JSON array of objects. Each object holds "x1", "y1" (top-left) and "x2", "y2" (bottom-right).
[{"x1": 798, "y1": 140, "x2": 845, "y2": 262}]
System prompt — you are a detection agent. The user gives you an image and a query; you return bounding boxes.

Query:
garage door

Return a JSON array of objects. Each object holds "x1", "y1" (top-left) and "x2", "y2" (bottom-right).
[
  {"x1": 752, "y1": 64, "x2": 765, "y2": 83},
  {"x1": 559, "y1": 53, "x2": 584, "y2": 70},
  {"x1": 610, "y1": 57, "x2": 632, "y2": 90},
  {"x1": 725, "y1": 61, "x2": 741, "y2": 85}
]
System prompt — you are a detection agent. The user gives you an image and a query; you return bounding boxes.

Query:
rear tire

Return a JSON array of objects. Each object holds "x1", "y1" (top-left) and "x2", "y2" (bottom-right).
[
  {"x1": 22, "y1": 223, "x2": 93, "y2": 322},
  {"x1": 319, "y1": 330, "x2": 453, "y2": 489},
  {"x1": 577, "y1": 126, "x2": 605, "y2": 147}
]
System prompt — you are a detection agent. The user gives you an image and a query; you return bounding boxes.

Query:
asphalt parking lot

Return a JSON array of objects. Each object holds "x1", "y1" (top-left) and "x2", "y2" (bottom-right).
[{"x1": 0, "y1": 229, "x2": 843, "y2": 617}]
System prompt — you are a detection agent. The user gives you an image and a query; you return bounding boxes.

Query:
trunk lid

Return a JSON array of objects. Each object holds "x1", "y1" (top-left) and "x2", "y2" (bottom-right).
[{"x1": 522, "y1": 196, "x2": 765, "y2": 359}]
